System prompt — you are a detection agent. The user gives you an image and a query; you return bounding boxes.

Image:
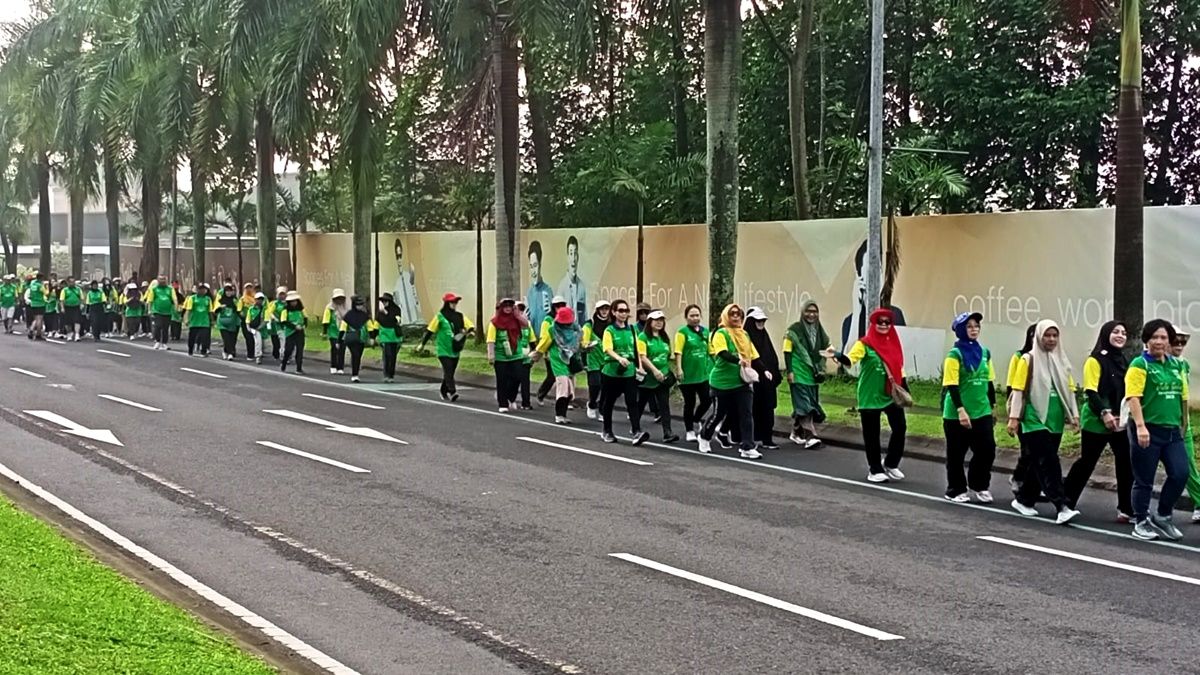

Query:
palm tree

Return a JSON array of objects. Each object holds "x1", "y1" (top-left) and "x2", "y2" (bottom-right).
[
  {"x1": 703, "y1": 0, "x2": 741, "y2": 323},
  {"x1": 275, "y1": 184, "x2": 309, "y2": 282}
]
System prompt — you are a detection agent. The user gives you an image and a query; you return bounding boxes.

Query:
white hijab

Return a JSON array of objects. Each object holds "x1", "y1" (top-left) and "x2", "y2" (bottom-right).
[{"x1": 1028, "y1": 319, "x2": 1079, "y2": 424}]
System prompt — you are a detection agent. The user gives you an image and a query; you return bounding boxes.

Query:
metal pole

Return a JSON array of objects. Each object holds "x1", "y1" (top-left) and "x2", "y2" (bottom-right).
[{"x1": 865, "y1": 0, "x2": 885, "y2": 314}]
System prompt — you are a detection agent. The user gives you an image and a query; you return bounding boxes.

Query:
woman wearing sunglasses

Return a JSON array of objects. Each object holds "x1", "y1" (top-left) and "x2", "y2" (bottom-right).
[
  {"x1": 837, "y1": 308, "x2": 908, "y2": 482},
  {"x1": 599, "y1": 299, "x2": 650, "y2": 445}
]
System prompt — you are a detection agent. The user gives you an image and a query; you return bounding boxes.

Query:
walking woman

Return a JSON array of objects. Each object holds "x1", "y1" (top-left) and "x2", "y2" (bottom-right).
[
  {"x1": 517, "y1": 300, "x2": 536, "y2": 409},
  {"x1": 1006, "y1": 324, "x2": 1038, "y2": 493},
  {"x1": 1125, "y1": 319, "x2": 1190, "y2": 541},
  {"x1": 85, "y1": 280, "x2": 106, "y2": 341},
  {"x1": 746, "y1": 307, "x2": 781, "y2": 450},
  {"x1": 941, "y1": 312, "x2": 997, "y2": 503},
  {"x1": 121, "y1": 282, "x2": 143, "y2": 340},
  {"x1": 674, "y1": 304, "x2": 711, "y2": 442},
  {"x1": 697, "y1": 304, "x2": 761, "y2": 459},
  {"x1": 42, "y1": 280, "x2": 59, "y2": 338},
  {"x1": 59, "y1": 278, "x2": 83, "y2": 341},
  {"x1": 1006, "y1": 319, "x2": 1080, "y2": 525},
  {"x1": 245, "y1": 292, "x2": 268, "y2": 363},
  {"x1": 1171, "y1": 333, "x2": 1200, "y2": 524},
  {"x1": 103, "y1": 278, "x2": 119, "y2": 338},
  {"x1": 487, "y1": 298, "x2": 530, "y2": 412},
  {"x1": 1063, "y1": 321, "x2": 1133, "y2": 521},
  {"x1": 377, "y1": 293, "x2": 403, "y2": 383},
  {"x1": 183, "y1": 284, "x2": 214, "y2": 357},
  {"x1": 215, "y1": 284, "x2": 242, "y2": 361},
  {"x1": 582, "y1": 299, "x2": 613, "y2": 420},
  {"x1": 267, "y1": 287, "x2": 288, "y2": 360},
  {"x1": 637, "y1": 310, "x2": 678, "y2": 442},
  {"x1": 420, "y1": 292, "x2": 473, "y2": 401},
  {"x1": 322, "y1": 289, "x2": 350, "y2": 374},
  {"x1": 837, "y1": 308, "x2": 908, "y2": 483},
  {"x1": 536, "y1": 296, "x2": 569, "y2": 405},
  {"x1": 280, "y1": 291, "x2": 307, "y2": 373},
  {"x1": 340, "y1": 296, "x2": 372, "y2": 383},
  {"x1": 784, "y1": 301, "x2": 835, "y2": 448},
  {"x1": 533, "y1": 307, "x2": 583, "y2": 425},
  {"x1": 599, "y1": 299, "x2": 648, "y2": 445}
]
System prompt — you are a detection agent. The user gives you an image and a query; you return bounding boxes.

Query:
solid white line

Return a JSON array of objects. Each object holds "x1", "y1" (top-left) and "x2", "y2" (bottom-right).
[
  {"x1": 9, "y1": 367, "x2": 45, "y2": 379},
  {"x1": 0, "y1": 460, "x2": 360, "y2": 675},
  {"x1": 97, "y1": 349, "x2": 131, "y2": 358},
  {"x1": 180, "y1": 367, "x2": 227, "y2": 379},
  {"x1": 98, "y1": 395, "x2": 162, "y2": 413},
  {"x1": 255, "y1": 441, "x2": 371, "y2": 474},
  {"x1": 518, "y1": 436, "x2": 653, "y2": 466},
  {"x1": 302, "y1": 393, "x2": 385, "y2": 410},
  {"x1": 979, "y1": 536, "x2": 1200, "y2": 587},
  {"x1": 610, "y1": 553, "x2": 904, "y2": 641},
  {"x1": 45, "y1": 338, "x2": 66, "y2": 345}
]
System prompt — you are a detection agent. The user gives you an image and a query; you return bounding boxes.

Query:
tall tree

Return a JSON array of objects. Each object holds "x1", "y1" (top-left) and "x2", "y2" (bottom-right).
[
  {"x1": 704, "y1": 0, "x2": 741, "y2": 321},
  {"x1": 1112, "y1": 0, "x2": 1144, "y2": 341}
]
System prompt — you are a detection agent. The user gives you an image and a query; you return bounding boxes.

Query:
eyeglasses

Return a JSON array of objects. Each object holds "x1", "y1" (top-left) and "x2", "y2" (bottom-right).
[
  {"x1": 875, "y1": 320, "x2": 892, "y2": 326},
  {"x1": 615, "y1": 308, "x2": 629, "y2": 313}
]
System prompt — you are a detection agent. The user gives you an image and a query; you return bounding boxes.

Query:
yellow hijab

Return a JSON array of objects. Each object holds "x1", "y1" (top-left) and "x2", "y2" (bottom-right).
[{"x1": 719, "y1": 304, "x2": 755, "y2": 358}]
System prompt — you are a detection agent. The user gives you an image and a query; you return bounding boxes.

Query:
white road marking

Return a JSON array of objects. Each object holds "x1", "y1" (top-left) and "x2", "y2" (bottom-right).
[
  {"x1": 45, "y1": 337, "x2": 66, "y2": 344},
  {"x1": 263, "y1": 409, "x2": 406, "y2": 445},
  {"x1": 98, "y1": 395, "x2": 162, "y2": 413},
  {"x1": 180, "y1": 367, "x2": 227, "y2": 379},
  {"x1": 518, "y1": 436, "x2": 653, "y2": 466},
  {"x1": 23, "y1": 410, "x2": 124, "y2": 447},
  {"x1": 610, "y1": 553, "x2": 905, "y2": 641},
  {"x1": 0, "y1": 460, "x2": 360, "y2": 675},
  {"x1": 302, "y1": 393, "x2": 385, "y2": 410},
  {"x1": 979, "y1": 536, "x2": 1200, "y2": 587},
  {"x1": 97, "y1": 349, "x2": 131, "y2": 358},
  {"x1": 9, "y1": 367, "x2": 45, "y2": 379},
  {"x1": 256, "y1": 441, "x2": 371, "y2": 473}
]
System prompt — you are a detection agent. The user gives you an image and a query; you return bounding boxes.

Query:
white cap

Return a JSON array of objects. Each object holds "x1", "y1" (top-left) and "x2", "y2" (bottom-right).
[
  {"x1": 594, "y1": 299, "x2": 611, "y2": 309},
  {"x1": 331, "y1": 288, "x2": 346, "y2": 299},
  {"x1": 552, "y1": 295, "x2": 567, "y2": 305},
  {"x1": 647, "y1": 309, "x2": 666, "y2": 320},
  {"x1": 746, "y1": 307, "x2": 767, "y2": 321}
]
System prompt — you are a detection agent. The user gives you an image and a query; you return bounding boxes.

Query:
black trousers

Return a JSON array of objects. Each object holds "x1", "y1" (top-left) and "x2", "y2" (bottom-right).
[
  {"x1": 282, "y1": 332, "x2": 305, "y2": 370},
  {"x1": 141, "y1": 315, "x2": 151, "y2": 335},
  {"x1": 536, "y1": 359, "x2": 555, "y2": 401},
  {"x1": 88, "y1": 308, "x2": 105, "y2": 340},
  {"x1": 1016, "y1": 430, "x2": 1066, "y2": 509},
  {"x1": 220, "y1": 329, "x2": 238, "y2": 357},
  {"x1": 600, "y1": 374, "x2": 641, "y2": 434},
  {"x1": 381, "y1": 342, "x2": 399, "y2": 379},
  {"x1": 170, "y1": 320, "x2": 182, "y2": 340},
  {"x1": 493, "y1": 359, "x2": 522, "y2": 407},
  {"x1": 752, "y1": 380, "x2": 778, "y2": 444},
  {"x1": 63, "y1": 306, "x2": 82, "y2": 333},
  {"x1": 633, "y1": 382, "x2": 673, "y2": 436},
  {"x1": 521, "y1": 363, "x2": 533, "y2": 406},
  {"x1": 188, "y1": 327, "x2": 212, "y2": 355},
  {"x1": 439, "y1": 356, "x2": 460, "y2": 396},
  {"x1": 587, "y1": 370, "x2": 604, "y2": 411},
  {"x1": 329, "y1": 339, "x2": 345, "y2": 370},
  {"x1": 702, "y1": 387, "x2": 755, "y2": 451},
  {"x1": 1065, "y1": 429, "x2": 1133, "y2": 513},
  {"x1": 860, "y1": 404, "x2": 907, "y2": 473},
  {"x1": 347, "y1": 343, "x2": 365, "y2": 376},
  {"x1": 242, "y1": 320, "x2": 254, "y2": 356},
  {"x1": 943, "y1": 416, "x2": 997, "y2": 496},
  {"x1": 680, "y1": 383, "x2": 712, "y2": 432},
  {"x1": 271, "y1": 333, "x2": 282, "y2": 360},
  {"x1": 153, "y1": 314, "x2": 171, "y2": 344}
]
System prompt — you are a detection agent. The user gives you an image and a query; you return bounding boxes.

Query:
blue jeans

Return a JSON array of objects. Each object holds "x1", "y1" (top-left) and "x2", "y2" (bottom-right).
[{"x1": 1128, "y1": 424, "x2": 1190, "y2": 520}]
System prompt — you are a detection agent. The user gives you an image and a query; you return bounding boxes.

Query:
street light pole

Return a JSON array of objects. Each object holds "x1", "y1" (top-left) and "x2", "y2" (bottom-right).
[{"x1": 865, "y1": 0, "x2": 885, "y2": 314}]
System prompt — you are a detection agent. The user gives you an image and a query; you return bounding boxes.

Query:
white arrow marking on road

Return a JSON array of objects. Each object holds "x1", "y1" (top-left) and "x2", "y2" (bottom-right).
[
  {"x1": 97, "y1": 349, "x2": 131, "y2": 358},
  {"x1": 610, "y1": 553, "x2": 905, "y2": 641},
  {"x1": 23, "y1": 410, "x2": 124, "y2": 447},
  {"x1": 9, "y1": 367, "x2": 45, "y2": 379},
  {"x1": 180, "y1": 367, "x2": 227, "y2": 379},
  {"x1": 978, "y1": 536, "x2": 1200, "y2": 587},
  {"x1": 256, "y1": 441, "x2": 371, "y2": 473},
  {"x1": 262, "y1": 409, "x2": 407, "y2": 444},
  {"x1": 518, "y1": 436, "x2": 653, "y2": 466},
  {"x1": 98, "y1": 395, "x2": 162, "y2": 412},
  {"x1": 301, "y1": 393, "x2": 385, "y2": 410}
]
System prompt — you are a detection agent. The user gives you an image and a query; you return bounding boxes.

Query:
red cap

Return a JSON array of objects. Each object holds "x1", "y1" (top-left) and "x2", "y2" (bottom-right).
[
  {"x1": 442, "y1": 292, "x2": 462, "y2": 302},
  {"x1": 555, "y1": 307, "x2": 575, "y2": 325}
]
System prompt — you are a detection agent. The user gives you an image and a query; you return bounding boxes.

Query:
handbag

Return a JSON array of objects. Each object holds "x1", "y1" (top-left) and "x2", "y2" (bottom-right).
[
  {"x1": 740, "y1": 365, "x2": 760, "y2": 384},
  {"x1": 884, "y1": 367, "x2": 914, "y2": 408}
]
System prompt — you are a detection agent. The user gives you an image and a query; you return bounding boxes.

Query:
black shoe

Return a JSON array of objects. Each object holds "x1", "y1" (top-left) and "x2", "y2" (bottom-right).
[
  {"x1": 280, "y1": 363, "x2": 287, "y2": 372},
  {"x1": 601, "y1": 432, "x2": 617, "y2": 443},
  {"x1": 632, "y1": 431, "x2": 650, "y2": 446},
  {"x1": 520, "y1": 405, "x2": 533, "y2": 411},
  {"x1": 296, "y1": 368, "x2": 304, "y2": 374},
  {"x1": 760, "y1": 442, "x2": 780, "y2": 451},
  {"x1": 440, "y1": 392, "x2": 449, "y2": 401},
  {"x1": 663, "y1": 434, "x2": 680, "y2": 443},
  {"x1": 450, "y1": 393, "x2": 459, "y2": 402},
  {"x1": 653, "y1": 415, "x2": 662, "y2": 424}
]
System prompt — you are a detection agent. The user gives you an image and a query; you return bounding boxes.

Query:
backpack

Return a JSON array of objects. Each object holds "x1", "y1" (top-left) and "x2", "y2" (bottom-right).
[{"x1": 343, "y1": 322, "x2": 364, "y2": 345}]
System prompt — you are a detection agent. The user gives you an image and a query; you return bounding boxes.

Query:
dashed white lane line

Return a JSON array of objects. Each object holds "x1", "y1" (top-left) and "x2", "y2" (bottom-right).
[
  {"x1": 256, "y1": 441, "x2": 371, "y2": 474},
  {"x1": 518, "y1": 436, "x2": 653, "y2": 466},
  {"x1": 180, "y1": 367, "x2": 227, "y2": 379},
  {"x1": 98, "y1": 395, "x2": 162, "y2": 413},
  {"x1": 610, "y1": 553, "x2": 905, "y2": 641},
  {"x1": 45, "y1": 337, "x2": 66, "y2": 345},
  {"x1": 302, "y1": 393, "x2": 385, "y2": 410},
  {"x1": 0, "y1": 460, "x2": 360, "y2": 674},
  {"x1": 979, "y1": 536, "x2": 1200, "y2": 587},
  {"x1": 9, "y1": 367, "x2": 45, "y2": 379},
  {"x1": 97, "y1": 349, "x2": 131, "y2": 358}
]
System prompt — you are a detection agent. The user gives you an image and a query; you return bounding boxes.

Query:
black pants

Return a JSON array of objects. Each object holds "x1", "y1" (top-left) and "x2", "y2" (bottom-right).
[
  {"x1": 680, "y1": 383, "x2": 712, "y2": 432},
  {"x1": 188, "y1": 327, "x2": 212, "y2": 355},
  {"x1": 282, "y1": 332, "x2": 305, "y2": 370},
  {"x1": 141, "y1": 315, "x2": 151, "y2": 335},
  {"x1": 536, "y1": 359, "x2": 555, "y2": 401},
  {"x1": 63, "y1": 306, "x2": 82, "y2": 334},
  {"x1": 45, "y1": 313, "x2": 58, "y2": 334},
  {"x1": 600, "y1": 374, "x2": 641, "y2": 435},
  {"x1": 521, "y1": 363, "x2": 533, "y2": 407},
  {"x1": 1065, "y1": 429, "x2": 1133, "y2": 513},
  {"x1": 88, "y1": 308, "x2": 105, "y2": 340},
  {"x1": 347, "y1": 342, "x2": 364, "y2": 376},
  {"x1": 943, "y1": 416, "x2": 997, "y2": 496},
  {"x1": 220, "y1": 329, "x2": 238, "y2": 357},
  {"x1": 1016, "y1": 430, "x2": 1067, "y2": 509},
  {"x1": 587, "y1": 370, "x2": 604, "y2": 411},
  {"x1": 634, "y1": 383, "x2": 673, "y2": 436},
  {"x1": 170, "y1": 320, "x2": 182, "y2": 341},
  {"x1": 860, "y1": 404, "x2": 907, "y2": 474},
  {"x1": 493, "y1": 359, "x2": 522, "y2": 407},
  {"x1": 381, "y1": 342, "x2": 399, "y2": 379},
  {"x1": 752, "y1": 380, "x2": 778, "y2": 444},
  {"x1": 702, "y1": 387, "x2": 755, "y2": 451},
  {"x1": 242, "y1": 321, "x2": 254, "y2": 356},
  {"x1": 329, "y1": 339, "x2": 345, "y2": 370},
  {"x1": 271, "y1": 333, "x2": 281, "y2": 360},
  {"x1": 439, "y1": 356, "x2": 460, "y2": 396},
  {"x1": 153, "y1": 314, "x2": 171, "y2": 344}
]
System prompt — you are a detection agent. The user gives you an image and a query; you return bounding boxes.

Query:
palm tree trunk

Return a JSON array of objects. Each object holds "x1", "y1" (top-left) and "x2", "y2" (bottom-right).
[
  {"x1": 0, "y1": 231, "x2": 15, "y2": 275},
  {"x1": 525, "y1": 46, "x2": 557, "y2": 229},
  {"x1": 475, "y1": 213, "x2": 484, "y2": 345},
  {"x1": 191, "y1": 161, "x2": 208, "y2": 286},
  {"x1": 255, "y1": 104, "x2": 277, "y2": 288},
  {"x1": 1113, "y1": 0, "x2": 1143, "y2": 348},
  {"x1": 704, "y1": 0, "x2": 741, "y2": 323},
  {"x1": 788, "y1": 0, "x2": 815, "y2": 220},
  {"x1": 298, "y1": 160, "x2": 309, "y2": 234},
  {"x1": 138, "y1": 167, "x2": 162, "y2": 282},
  {"x1": 236, "y1": 194, "x2": 246, "y2": 285},
  {"x1": 37, "y1": 154, "x2": 51, "y2": 274},
  {"x1": 104, "y1": 150, "x2": 121, "y2": 279},
  {"x1": 668, "y1": 0, "x2": 691, "y2": 221},
  {"x1": 493, "y1": 17, "x2": 521, "y2": 300},
  {"x1": 350, "y1": 173, "x2": 373, "y2": 298},
  {"x1": 69, "y1": 186, "x2": 85, "y2": 279}
]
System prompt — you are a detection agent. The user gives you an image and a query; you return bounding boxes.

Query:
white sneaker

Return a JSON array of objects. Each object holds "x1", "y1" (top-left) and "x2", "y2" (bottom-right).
[
  {"x1": 697, "y1": 437, "x2": 712, "y2": 453},
  {"x1": 945, "y1": 493, "x2": 970, "y2": 503},
  {"x1": 971, "y1": 490, "x2": 994, "y2": 504},
  {"x1": 350, "y1": 376, "x2": 360, "y2": 383},
  {"x1": 804, "y1": 438, "x2": 822, "y2": 449},
  {"x1": 789, "y1": 432, "x2": 804, "y2": 445},
  {"x1": 337, "y1": 369, "x2": 345, "y2": 375},
  {"x1": 740, "y1": 447, "x2": 762, "y2": 459},
  {"x1": 509, "y1": 402, "x2": 519, "y2": 412},
  {"x1": 1192, "y1": 510, "x2": 1200, "y2": 523},
  {"x1": 1056, "y1": 508, "x2": 1081, "y2": 525},
  {"x1": 128, "y1": 335, "x2": 135, "y2": 340},
  {"x1": 686, "y1": 431, "x2": 698, "y2": 442},
  {"x1": 330, "y1": 367, "x2": 338, "y2": 374},
  {"x1": 1011, "y1": 500, "x2": 1039, "y2": 517},
  {"x1": 498, "y1": 407, "x2": 509, "y2": 413},
  {"x1": 586, "y1": 407, "x2": 598, "y2": 421},
  {"x1": 885, "y1": 467, "x2": 905, "y2": 481},
  {"x1": 866, "y1": 472, "x2": 889, "y2": 483},
  {"x1": 554, "y1": 416, "x2": 569, "y2": 425}
]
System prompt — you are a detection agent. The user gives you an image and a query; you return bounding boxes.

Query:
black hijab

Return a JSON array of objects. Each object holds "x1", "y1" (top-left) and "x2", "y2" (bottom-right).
[
  {"x1": 377, "y1": 294, "x2": 401, "y2": 329},
  {"x1": 1019, "y1": 323, "x2": 1036, "y2": 355},
  {"x1": 1091, "y1": 320, "x2": 1128, "y2": 406},
  {"x1": 747, "y1": 319, "x2": 780, "y2": 376},
  {"x1": 440, "y1": 300, "x2": 465, "y2": 334},
  {"x1": 591, "y1": 306, "x2": 612, "y2": 339}
]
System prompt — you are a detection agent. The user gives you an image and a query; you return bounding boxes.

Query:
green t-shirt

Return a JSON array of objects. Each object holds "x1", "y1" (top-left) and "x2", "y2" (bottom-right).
[
  {"x1": 0, "y1": 283, "x2": 15, "y2": 308},
  {"x1": 709, "y1": 328, "x2": 748, "y2": 391},
  {"x1": 281, "y1": 309, "x2": 305, "y2": 337},
  {"x1": 148, "y1": 285, "x2": 174, "y2": 316},
  {"x1": 185, "y1": 294, "x2": 213, "y2": 328},
  {"x1": 245, "y1": 303, "x2": 266, "y2": 329},
  {"x1": 1128, "y1": 355, "x2": 1185, "y2": 429},
  {"x1": 1021, "y1": 384, "x2": 1067, "y2": 435},
  {"x1": 428, "y1": 313, "x2": 463, "y2": 359},
  {"x1": 43, "y1": 294, "x2": 58, "y2": 314},
  {"x1": 377, "y1": 325, "x2": 402, "y2": 345},
  {"x1": 785, "y1": 330, "x2": 821, "y2": 386},
  {"x1": 638, "y1": 332, "x2": 672, "y2": 389},
  {"x1": 85, "y1": 289, "x2": 106, "y2": 307},
  {"x1": 601, "y1": 324, "x2": 639, "y2": 378},
  {"x1": 491, "y1": 322, "x2": 530, "y2": 363},
  {"x1": 27, "y1": 281, "x2": 46, "y2": 309},
  {"x1": 60, "y1": 286, "x2": 83, "y2": 307},
  {"x1": 583, "y1": 321, "x2": 607, "y2": 372},
  {"x1": 941, "y1": 347, "x2": 993, "y2": 420},
  {"x1": 215, "y1": 300, "x2": 241, "y2": 332},
  {"x1": 676, "y1": 326, "x2": 711, "y2": 386},
  {"x1": 850, "y1": 342, "x2": 893, "y2": 411}
]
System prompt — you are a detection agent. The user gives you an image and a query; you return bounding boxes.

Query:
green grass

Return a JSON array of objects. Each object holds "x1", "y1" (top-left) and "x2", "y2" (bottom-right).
[{"x1": 0, "y1": 496, "x2": 274, "y2": 675}]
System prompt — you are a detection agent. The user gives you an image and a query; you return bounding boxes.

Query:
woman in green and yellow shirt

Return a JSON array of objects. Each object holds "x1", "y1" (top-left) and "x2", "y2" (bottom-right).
[
  {"x1": 1169, "y1": 333, "x2": 1200, "y2": 525},
  {"x1": 182, "y1": 284, "x2": 215, "y2": 357},
  {"x1": 697, "y1": 304, "x2": 761, "y2": 459},
  {"x1": 486, "y1": 297, "x2": 530, "y2": 411},
  {"x1": 836, "y1": 308, "x2": 908, "y2": 482},
  {"x1": 599, "y1": 299, "x2": 648, "y2": 445},
  {"x1": 376, "y1": 293, "x2": 404, "y2": 383},
  {"x1": 533, "y1": 307, "x2": 583, "y2": 424},
  {"x1": 581, "y1": 300, "x2": 612, "y2": 420},
  {"x1": 783, "y1": 301, "x2": 835, "y2": 448},
  {"x1": 941, "y1": 312, "x2": 996, "y2": 503},
  {"x1": 322, "y1": 289, "x2": 350, "y2": 374},
  {"x1": 421, "y1": 292, "x2": 474, "y2": 401},
  {"x1": 674, "y1": 304, "x2": 711, "y2": 442},
  {"x1": 279, "y1": 291, "x2": 307, "y2": 373},
  {"x1": 637, "y1": 310, "x2": 678, "y2": 443},
  {"x1": 215, "y1": 284, "x2": 243, "y2": 361}
]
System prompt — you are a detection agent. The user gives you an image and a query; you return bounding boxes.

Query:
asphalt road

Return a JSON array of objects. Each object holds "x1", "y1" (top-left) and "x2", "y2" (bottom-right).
[{"x1": 1, "y1": 334, "x2": 1198, "y2": 674}]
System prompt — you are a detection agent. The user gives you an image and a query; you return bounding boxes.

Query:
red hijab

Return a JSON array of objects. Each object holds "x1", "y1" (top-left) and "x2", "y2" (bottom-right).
[
  {"x1": 491, "y1": 299, "x2": 528, "y2": 351},
  {"x1": 860, "y1": 308, "x2": 904, "y2": 390}
]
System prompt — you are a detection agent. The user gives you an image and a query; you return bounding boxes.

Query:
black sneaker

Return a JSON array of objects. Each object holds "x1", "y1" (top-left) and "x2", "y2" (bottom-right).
[
  {"x1": 631, "y1": 431, "x2": 650, "y2": 446},
  {"x1": 760, "y1": 442, "x2": 780, "y2": 451},
  {"x1": 663, "y1": 434, "x2": 680, "y2": 443},
  {"x1": 450, "y1": 393, "x2": 459, "y2": 402},
  {"x1": 601, "y1": 432, "x2": 617, "y2": 444}
]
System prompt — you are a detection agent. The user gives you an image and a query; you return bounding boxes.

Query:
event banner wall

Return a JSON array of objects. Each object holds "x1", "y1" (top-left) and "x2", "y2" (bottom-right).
[{"x1": 296, "y1": 205, "x2": 1200, "y2": 381}]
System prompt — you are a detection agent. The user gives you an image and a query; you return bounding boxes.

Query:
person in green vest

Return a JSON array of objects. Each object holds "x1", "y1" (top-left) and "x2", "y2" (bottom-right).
[
  {"x1": 1006, "y1": 319, "x2": 1080, "y2": 525},
  {"x1": 376, "y1": 293, "x2": 403, "y2": 383},
  {"x1": 535, "y1": 295, "x2": 568, "y2": 405},
  {"x1": 1, "y1": 273, "x2": 18, "y2": 334},
  {"x1": 1170, "y1": 333, "x2": 1200, "y2": 524},
  {"x1": 636, "y1": 310, "x2": 678, "y2": 442},
  {"x1": 121, "y1": 282, "x2": 145, "y2": 340},
  {"x1": 145, "y1": 276, "x2": 178, "y2": 350},
  {"x1": 19, "y1": 273, "x2": 33, "y2": 332},
  {"x1": 581, "y1": 300, "x2": 613, "y2": 420},
  {"x1": 1125, "y1": 319, "x2": 1190, "y2": 541},
  {"x1": 245, "y1": 292, "x2": 268, "y2": 364},
  {"x1": 215, "y1": 283, "x2": 243, "y2": 360},
  {"x1": 599, "y1": 298, "x2": 649, "y2": 445},
  {"x1": 420, "y1": 292, "x2": 474, "y2": 401},
  {"x1": 169, "y1": 281, "x2": 185, "y2": 342},
  {"x1": 697, "y1": 304, "x2": 761, "y2": 459},
  {"x1": 265, "y1": 286, "x2": 288, "y2": 361},
  {"x1": 338, "y1": 296, "x2": 373, "y2": 383},
  {"x1": 85, "y1": 280, "x2": 107, "y2": 342},
  {"x1": 486, "y1": 297, "x2": 530, "y2": 412},
  {"x1": 516, "y1": 300, "x2": 537, "y2": 409},
  {"x1": 102, "y1": 278, "x2": 119, "y2": 338},
  {"x1": 940, "y1": 312, "x2": 997, "y2": 504},
  {"x1": 34, "y1": 277, "x2": 55, "y2": 340},
  {"x1": 783, "y1": 301, "x2": 836, "y2": 448},
  {"x1": 183, "y1": 284, "x2": 215, "y2": 356},
  {"x1": 322, "y1": 288, "x2": 350, "y2": 374},
  {"x1": 279, "y1": 291, "x2": 307, "y2": 373},
  {"x1": 674, "y1": 304, "x2": 711, "y2": 442},
  {"x1": 533, "y1": 306, "x2": 583, "y2": 425}
]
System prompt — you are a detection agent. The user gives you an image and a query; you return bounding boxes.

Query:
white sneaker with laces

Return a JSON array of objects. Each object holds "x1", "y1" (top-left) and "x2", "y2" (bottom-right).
[
  {"x1": 697, "y1": 437, "x2": 711, "y2": 453},
  {"x1": 330, "y1": 367, "x2": 338, "y2": 374},
  {"x1": 554, "y1": 416, "x2": 569, "y2": 425},
  {"x1": 586, "y1": 407, "x2": 598, "y2": 420},
  {"x1": 884, "y1": 467, "x2": 905, "y2": 481},
  {"x1": 740, "y1": 447, "x2": 762, "y2": 459},
  {"x1": 866, "y1": 472, "x2": 889, "y2": 483},
  {"x1": 971, "y1": 490, "x2": 994, "y2": 504},
  {"x1": 945, "y1": 493, "x2": 970, "y2": 503},
  {"x1": 789, "y1": 432, "x2": 804, "y2": 445},
  {"x1": 351, "y1": 376, "x2": 360, "y2": 383},
  {"x1": 804, "y1": 438, "x2": 821, "y2": 449},
  {"x1": 1056, "y1": 508, "x2": 1080, "y2": 525},
  {"x1": 1193, "y1": 509, "x2": 1200, "y2": 523},
  {"x1": 1010, "y1": 500, "x2": 1039, "y2": 517},
  {"x1": 686, "y1": 431, "x2": 697, "y2": 442}
]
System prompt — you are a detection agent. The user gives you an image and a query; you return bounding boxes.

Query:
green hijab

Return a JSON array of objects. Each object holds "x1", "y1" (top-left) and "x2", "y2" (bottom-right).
[{"x1": 787, "y1": 301, "x2": 830, "y2": 370}]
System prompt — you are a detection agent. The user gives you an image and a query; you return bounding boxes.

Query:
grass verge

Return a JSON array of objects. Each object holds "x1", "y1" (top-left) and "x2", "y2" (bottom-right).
[{"x1": 0, "y1": 496, "x2": 274, "y2": 674}]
